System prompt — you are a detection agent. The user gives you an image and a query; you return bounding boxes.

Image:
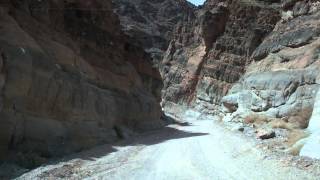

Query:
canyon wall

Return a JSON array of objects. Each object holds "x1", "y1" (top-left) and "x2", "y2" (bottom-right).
[
  {"x1": 159, "y1": 0, "x2": 319, "y2": 158},
  {"x1": 1, "y1": 0, "x2": 319, "y2": 162},
  {"x1": 221, "y1": 0, "x2": 320, "y2": 158},
  {"x1": 111, "y1": 0, "x2": 319, "y2": 132},
  {"x1": 222, "y1": 0, "x2": 320, "y2": 120},
  {"x1": 0, "y1": 0, "x2": 162, "y2": 160},
  {"x1": 113, "y1": 0, "x2": 196, "y2": 66},
  {"x1": 161, "y1": 0, "x2": 281, "y2": 115}
]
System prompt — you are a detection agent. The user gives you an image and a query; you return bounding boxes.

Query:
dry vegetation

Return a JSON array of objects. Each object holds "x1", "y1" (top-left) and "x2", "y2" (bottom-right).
[
  {"x1": 285, "y1": 130, "x2": 310, "y2": 156},
  {"x1": 287, "y1": 107, "x2": 313, "y2": 129},
  {"x1": 244, "y1": 107, "x2": 313, "y2": 130},
  {"x1": 243, "y1": 114, "x2": 272, "y2": 125},
  {"x1": 243, "y1": 107, "x2": 313, "y2": 155},
  {"x1": 269, "y1": 119, "x2": 294, "y2": 130},
  {"x1": 286, "y1": 130, "x2": 309, "y2": 147}
]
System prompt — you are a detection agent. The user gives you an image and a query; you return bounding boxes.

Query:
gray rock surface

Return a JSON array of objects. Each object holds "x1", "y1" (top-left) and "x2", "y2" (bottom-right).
[
  {"x1": 300, "y1": 131, "x2": 320, "y2": 159},
  {"x1": 161, "y1": 0, "x2": 280, "y2": 111},
  {"x1": 300, "y1": 88, "x2": 320, "y2": 159},
  {"x1": 220, "y1": 1, "x2": 320, "y2": 159},
  {"x1": 112, "y1": 0, "x2": 196, "y2": 66}
]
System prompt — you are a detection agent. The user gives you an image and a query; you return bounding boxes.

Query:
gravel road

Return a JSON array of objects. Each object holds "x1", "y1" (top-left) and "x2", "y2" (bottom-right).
[{"x1": 18, "y1": 117, "x2": 318, "y2": 180}]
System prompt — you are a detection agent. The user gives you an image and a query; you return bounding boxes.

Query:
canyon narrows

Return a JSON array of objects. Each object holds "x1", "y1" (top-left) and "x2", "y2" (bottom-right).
[{"x1": 1, "y1": 0, "x2": 320, "y2": 179}]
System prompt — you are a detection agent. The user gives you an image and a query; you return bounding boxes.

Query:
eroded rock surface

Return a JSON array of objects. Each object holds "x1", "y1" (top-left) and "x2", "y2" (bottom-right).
[
  {"x1": 1, "y1": 0, "x2": 319, "y2": 163},
  {"x1": 222, "y1": 2, "x2": 320, "y2": 120},
  {"x1": 0, "y1": 0, "x2": 162, "y2": 160},
  {"x1": 158, "y1": 0, "x2": 319, "y2": 159},
  {"x1": 220, "y1": 0, "x2": 320, "y2": 158},
  {"x1": 113, "y1": 0, "x2": 196, "y2": 66},
  {"x1": 162, "y1": 0, "x2": 280, "y2": 115}
]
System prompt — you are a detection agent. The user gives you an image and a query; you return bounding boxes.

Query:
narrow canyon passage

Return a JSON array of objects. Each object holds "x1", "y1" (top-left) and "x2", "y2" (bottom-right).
[
  {"x1": 18, "y1": 113, "x2": 316, "y2": 180},
  {"x1": 1, "y1": 0, "x2": 320, "y2": 179}
]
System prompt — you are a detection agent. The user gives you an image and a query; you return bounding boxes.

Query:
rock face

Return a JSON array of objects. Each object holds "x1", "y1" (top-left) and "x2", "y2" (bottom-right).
[
  {"x1": 301, "y1": 88, "x2": 320, "y2": 159},
  {"x1": 162, "y1": 0, "x2": 280, "y2": 114},
  {"x1": 222, "y1": 1, "x2": 320, "y2": 120},
  {"x1": 159, "y1": 0, "x2": 319, "y2": 158},
  {"x1": 0, "y1": 0, "x2": 162, "y2": 160},
  {"x1": 219, "y1": 0, "x2": 320, "y2": 158},
  {"x1": 113, "y1": 0, "x2": 196, "y2": 66},
  {"x1": 0, "y1": 0, "x2": 319, "y2": 161}
]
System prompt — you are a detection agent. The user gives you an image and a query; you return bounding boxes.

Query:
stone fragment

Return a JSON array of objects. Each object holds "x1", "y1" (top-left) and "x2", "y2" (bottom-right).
[{"x1": 256, "y1": 128, "x2": 276, "y2": 139}]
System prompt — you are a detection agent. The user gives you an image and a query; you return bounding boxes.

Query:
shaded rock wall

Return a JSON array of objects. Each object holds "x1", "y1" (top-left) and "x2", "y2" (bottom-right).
[
  {"x1": 0, "y1": 0, "x2": 162, "y2": 160},
  {"x1": 113, "y1": 0, "x2": 196, "y2": 66}
]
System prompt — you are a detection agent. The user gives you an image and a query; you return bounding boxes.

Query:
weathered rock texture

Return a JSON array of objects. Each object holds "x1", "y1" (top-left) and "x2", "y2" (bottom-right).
[
  {"x1": 222, "y1": 0, "x2": 320, "y2": 120},
  {"x1": 113, "y1": 0, "x2": 196, "y2": 66},
  {"x1": 220, "y1": 0, "x2": 320, "y2": 158},
  {"x1": 160, "y1": 0, "x2": 319, "y2": 158},
  {"x1": 162, "y1": 0, "x2": 281, "y2": 114},
  {"x1": 0, "y1": 0, "x2": 162, "y2": 160}
]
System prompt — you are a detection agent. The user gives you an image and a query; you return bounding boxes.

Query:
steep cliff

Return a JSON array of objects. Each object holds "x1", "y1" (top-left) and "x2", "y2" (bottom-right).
[
  {"x1": 1, "y1": 0, "x2": 319, "y2": 164},
  {"x1": 0, "y1": 0, "x2": 162, "y2": 160},
  {"x1": 112, "y1": 0, "x2": 196, "y2": 66},
  {"x1": 221, "y1": 0, "x2": 320, "y2": 158},
  {"x1": 161, "y1": 0, "x2": 320, "y2": 158},
  {"x1": 222, "y1": 1, "x2": 320, "y2": 119},
  {"x1": 162, "y1": 0, "x2": 280, "y2": 114}
]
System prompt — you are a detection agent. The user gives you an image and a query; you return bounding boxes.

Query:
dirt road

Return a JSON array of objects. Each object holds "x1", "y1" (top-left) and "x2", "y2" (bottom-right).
[{"x1": 18, "y1": 117, "x2": 318, "y2": 180}]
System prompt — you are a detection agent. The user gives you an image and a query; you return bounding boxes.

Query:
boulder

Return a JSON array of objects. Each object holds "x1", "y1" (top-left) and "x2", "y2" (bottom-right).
[{"x1": 256, "y1": 128, "x2": 276, "y2": 139}]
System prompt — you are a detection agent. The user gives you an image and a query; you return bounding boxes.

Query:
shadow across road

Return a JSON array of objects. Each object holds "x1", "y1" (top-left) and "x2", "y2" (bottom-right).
[{"x1": 4, "y1": 116, "x2": 208, "y2": 179}]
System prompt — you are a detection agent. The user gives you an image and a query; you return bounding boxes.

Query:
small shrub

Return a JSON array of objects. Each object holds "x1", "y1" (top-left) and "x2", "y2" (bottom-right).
[
  {"x1": 269, "y1": 119, "x2": 293, "y2": 130},
  {"x1": 243, "y1": 114, "x2": 271, "y2": 125},
  {"x1": 287, "y1": 107, "x2": 313, "y2": 129},
  {"x1": 286, "y1": 130, "x2": 309, "y2": 147},
  {"x1": 285, "y1": 130, "x2": 310, "y2": 156},
  {"x1": 285, "y1": 139, "x2": 307, "y2": 156}
]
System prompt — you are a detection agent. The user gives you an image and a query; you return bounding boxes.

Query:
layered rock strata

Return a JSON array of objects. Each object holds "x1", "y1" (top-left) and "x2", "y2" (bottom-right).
[
  {"x1": 0, "y1": 0, "x2": 162, "y2": 160},
  {"x1": 222, "y1": 0, "x2": 320, "y2": 123},
  {"x1": 113, "y1": 0, "x2": 196, "y2": 66},
  {"x1": 220, "y1": 0, "x2": 320, "y2": 158},
  {"x1": 162, "y1": 0, "x2": 281, "y2": 115}
]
